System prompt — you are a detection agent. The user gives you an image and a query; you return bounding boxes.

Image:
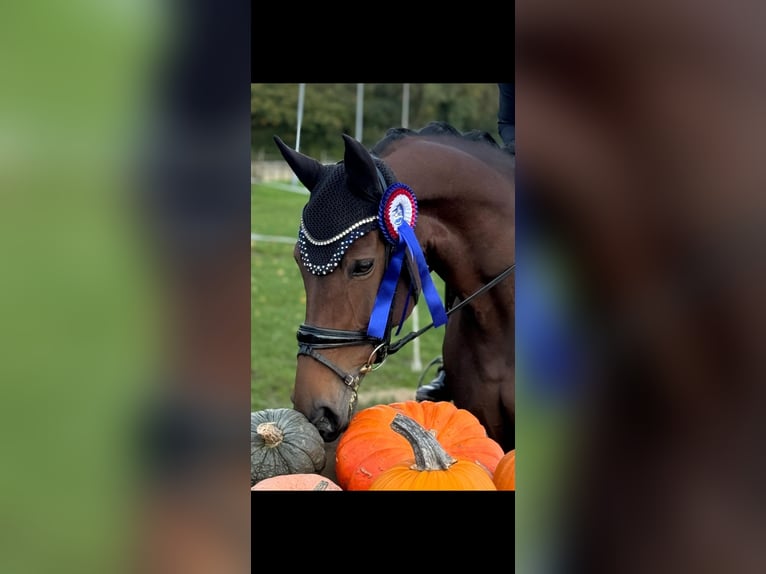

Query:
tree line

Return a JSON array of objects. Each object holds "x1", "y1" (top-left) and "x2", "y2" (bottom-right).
[{"x1": 251, "y1": 83, "x2": 502, "y2": 161}]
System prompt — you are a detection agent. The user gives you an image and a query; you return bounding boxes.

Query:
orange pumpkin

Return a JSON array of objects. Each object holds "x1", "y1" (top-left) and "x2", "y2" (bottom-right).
[
  {"x1": 335, "y1": 400, "x2": 504, "y2": 490},
  {"x1": 251, "y1": 473, "x2": 343, "y2": 491},
  {"x1": 493, "y1": 449, "x2": 515, "y2": 491},
  {"x1": 369, "y1": 413, "x2": 497, "y2": 490}
]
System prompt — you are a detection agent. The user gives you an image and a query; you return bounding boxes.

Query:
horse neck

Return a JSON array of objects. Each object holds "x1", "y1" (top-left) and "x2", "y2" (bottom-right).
[{"x1": 386, "y1": 142, "x2": 515, "y2": 299}]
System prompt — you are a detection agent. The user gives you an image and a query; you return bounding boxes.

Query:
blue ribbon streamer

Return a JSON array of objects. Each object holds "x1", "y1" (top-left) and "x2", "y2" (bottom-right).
[
  {"x1": 367, "y1": 222, "x2": 447, "y2": 339},
  {"x1": 367, "y1": 239, "x2": 406, "y2": 339},
  {"x1": 399, "y1": 223, "x2": 448, "y2": 329}
]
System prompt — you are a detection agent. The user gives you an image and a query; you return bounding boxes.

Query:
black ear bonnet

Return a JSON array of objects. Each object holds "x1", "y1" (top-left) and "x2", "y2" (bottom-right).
[{"x1": 298, "y1": 158, "x2": 396, "y2": 275}]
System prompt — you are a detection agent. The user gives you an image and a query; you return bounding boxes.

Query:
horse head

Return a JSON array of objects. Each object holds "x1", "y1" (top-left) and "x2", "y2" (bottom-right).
[{"x1": 274, "y1": 134, "x2": 420, "y2": 442}]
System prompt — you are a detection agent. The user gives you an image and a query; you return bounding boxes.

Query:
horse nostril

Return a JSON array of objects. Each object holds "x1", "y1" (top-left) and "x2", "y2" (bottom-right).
[{"x1": 313, "y1": 408, "x2": 340, "y2": 442}]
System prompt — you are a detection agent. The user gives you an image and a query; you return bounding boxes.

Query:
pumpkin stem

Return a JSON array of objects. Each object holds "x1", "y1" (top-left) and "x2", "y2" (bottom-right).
[
  {"x1": 256, "y1": 421, "x2": 284, "y2": 447},
  {"x1": 390, "y1": 413, "x2": 457, "y2": 471}
]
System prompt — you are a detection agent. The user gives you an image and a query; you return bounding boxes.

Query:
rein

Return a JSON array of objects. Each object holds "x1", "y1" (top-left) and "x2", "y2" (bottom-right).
[{"x1": 388, "y1": 263, "x2": 516, "y2": 355}]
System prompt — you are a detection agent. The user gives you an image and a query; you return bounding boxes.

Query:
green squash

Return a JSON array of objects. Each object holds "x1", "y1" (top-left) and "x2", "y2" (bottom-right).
[{"x1": 250, "y1": 408, "x2": 326, "y2": 485}]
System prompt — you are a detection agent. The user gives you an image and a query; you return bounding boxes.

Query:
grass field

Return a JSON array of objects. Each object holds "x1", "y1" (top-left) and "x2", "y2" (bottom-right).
[{"x1": 251, "y1": 182, "x2": 447, "y2": 411}]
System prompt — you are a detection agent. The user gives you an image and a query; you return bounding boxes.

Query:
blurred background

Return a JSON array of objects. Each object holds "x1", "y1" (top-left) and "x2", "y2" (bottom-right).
[
  {"x1": 0, "y1": 1, "x2": 251, "y2": 572},
  {"x1": 516, "y1": 0, "x2": 766, "y2": 571}
]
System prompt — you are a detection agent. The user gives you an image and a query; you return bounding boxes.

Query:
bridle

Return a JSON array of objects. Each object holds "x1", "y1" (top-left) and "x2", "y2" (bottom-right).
[
  {"x1": 296, "y1": 261, "x2": 516, "y2": 393},
  {"x1": 296, "y1": 325, "x2": 388, "y2": 392},
  {"x1": 296, "y1": 238, "x2": 404, "y2": 393}
]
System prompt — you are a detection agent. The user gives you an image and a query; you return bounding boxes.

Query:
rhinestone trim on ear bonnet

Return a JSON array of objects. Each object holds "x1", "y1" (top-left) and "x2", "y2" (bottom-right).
[{"x1": 298, "y1": 158, "x2": 396, "y2": 275}]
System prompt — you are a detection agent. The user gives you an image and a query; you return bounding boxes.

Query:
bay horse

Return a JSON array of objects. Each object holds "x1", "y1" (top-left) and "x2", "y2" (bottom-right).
[{"x1": 274, "y1": 121, "x2": 515, "y2": 452}]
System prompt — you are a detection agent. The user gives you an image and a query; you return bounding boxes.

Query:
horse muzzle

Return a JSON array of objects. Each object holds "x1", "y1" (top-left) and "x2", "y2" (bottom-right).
[{"x1": 295, "y1": 324, "x2": 389, "y2": 441}]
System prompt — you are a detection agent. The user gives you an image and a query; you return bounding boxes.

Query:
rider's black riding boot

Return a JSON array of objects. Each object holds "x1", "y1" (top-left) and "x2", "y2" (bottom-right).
[{"x1": 415, "y1": 365, "x2": 451, "y2": 402}]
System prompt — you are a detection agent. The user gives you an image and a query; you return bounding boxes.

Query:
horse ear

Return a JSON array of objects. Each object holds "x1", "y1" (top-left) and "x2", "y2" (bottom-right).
[
  {"x1": 273, "y1": 136, "x2": 324, "y2": 191},
  {"x1": 342, "y1": 134, "x2": 380, "y2": 201}
]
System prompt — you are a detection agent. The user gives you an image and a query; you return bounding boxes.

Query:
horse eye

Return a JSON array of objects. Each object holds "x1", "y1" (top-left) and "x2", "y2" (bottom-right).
[{"x1": 351, "y1": 259, "x2": 374, "y2": 276}]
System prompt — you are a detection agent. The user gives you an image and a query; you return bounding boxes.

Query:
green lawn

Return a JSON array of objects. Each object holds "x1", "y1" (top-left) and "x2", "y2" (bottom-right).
[{"x1": 251, "y1": 183, "x2": 446, "y2": 411}]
